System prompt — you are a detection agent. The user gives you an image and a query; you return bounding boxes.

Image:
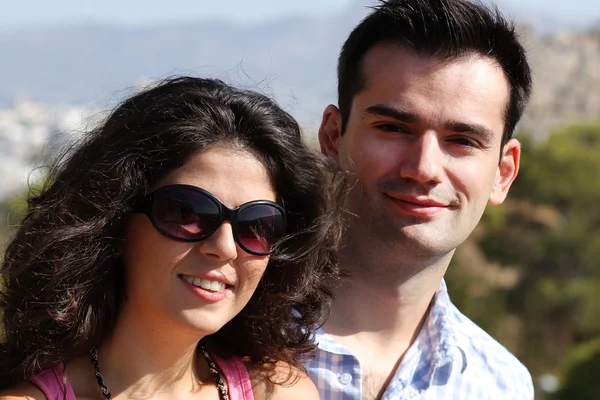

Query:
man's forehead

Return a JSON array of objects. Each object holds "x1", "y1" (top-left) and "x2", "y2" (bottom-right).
[
  {"x1": 359, "y1": 42, "x2": 506, "y2": 86},
  {"x1": 354, "y1": 44, "x2": 510, "y2": 135}
]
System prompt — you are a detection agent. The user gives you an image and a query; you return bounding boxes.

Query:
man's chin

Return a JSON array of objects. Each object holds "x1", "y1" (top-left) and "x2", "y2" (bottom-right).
[{"x1": 384, "y1": 225, "x2": 460, "y2": 254}]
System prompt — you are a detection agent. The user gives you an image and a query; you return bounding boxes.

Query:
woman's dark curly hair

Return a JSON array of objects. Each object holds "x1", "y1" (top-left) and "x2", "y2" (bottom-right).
[{"x1": 0, "y1": 76, "x2": 344, "y2": 388}]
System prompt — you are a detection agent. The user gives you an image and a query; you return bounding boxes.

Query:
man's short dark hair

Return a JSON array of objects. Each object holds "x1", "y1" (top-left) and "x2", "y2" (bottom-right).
[{"x1": 337, "y1": 0, "x2": 533, "y2": 145}]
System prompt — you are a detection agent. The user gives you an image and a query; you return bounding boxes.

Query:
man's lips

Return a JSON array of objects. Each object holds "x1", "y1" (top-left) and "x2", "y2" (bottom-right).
[
  {"x1": 384, "y1": 193, "x2": 451, "y2": 216},
  {"x1": 384, "y1": 193, "x2": 450, "y2": 207}
]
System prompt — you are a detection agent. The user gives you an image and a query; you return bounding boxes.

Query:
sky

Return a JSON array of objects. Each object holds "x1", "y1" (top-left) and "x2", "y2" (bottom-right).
[
  {"x1": 2, "y1": 0, "x2": 598, "y2": 29},
  {"x1": 0, "y1": 0, "x2": 359, "y2": 28}
]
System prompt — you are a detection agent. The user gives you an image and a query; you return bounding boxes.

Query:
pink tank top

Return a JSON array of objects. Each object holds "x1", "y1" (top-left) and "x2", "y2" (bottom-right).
[{"x1": 29, "y1": 353, "x2": 254, "y2": 400}]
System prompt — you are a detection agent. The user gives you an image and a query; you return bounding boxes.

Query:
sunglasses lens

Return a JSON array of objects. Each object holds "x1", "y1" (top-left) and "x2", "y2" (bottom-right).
[
  {"x1": 236, "y1": 204, "x2": 286, "y2": 254},
  {"x1": 152, "y1": 188, "x2": 220, "y2": 240}
]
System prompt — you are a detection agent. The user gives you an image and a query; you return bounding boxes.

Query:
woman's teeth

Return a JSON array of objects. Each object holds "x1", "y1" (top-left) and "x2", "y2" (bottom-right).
[{"x1": 181, "y1": 275, "x2": 226, "y2": 292}]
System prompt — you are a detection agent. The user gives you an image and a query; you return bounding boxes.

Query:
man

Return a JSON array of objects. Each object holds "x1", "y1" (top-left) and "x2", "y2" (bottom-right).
[{"x1": 308, "y1": 0, "x2": 534, "y2": 399}]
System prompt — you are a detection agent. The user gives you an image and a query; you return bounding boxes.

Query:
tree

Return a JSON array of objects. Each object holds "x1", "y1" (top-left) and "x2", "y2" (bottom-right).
[{"x1": 447, "y1": 122, "x2": 600, "y2": 395}]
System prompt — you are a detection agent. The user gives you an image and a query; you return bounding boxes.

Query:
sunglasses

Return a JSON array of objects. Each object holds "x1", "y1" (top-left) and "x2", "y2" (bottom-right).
[{"x1": 135, "y1": 184, "x2": 287, "y2": 256}]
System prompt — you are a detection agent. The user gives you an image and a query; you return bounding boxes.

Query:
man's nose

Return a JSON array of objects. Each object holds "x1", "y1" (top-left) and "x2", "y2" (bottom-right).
[{"x1": 397, "y1": 131, "x2": 445, "y2": 186}]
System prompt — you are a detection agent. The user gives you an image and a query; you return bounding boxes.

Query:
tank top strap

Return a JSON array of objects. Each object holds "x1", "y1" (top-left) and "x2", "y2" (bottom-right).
[
  {"x1": 29, "y1": 362, "x2": 77, "y2": 400},
  {"x1": 210, "y1": 352, "x2": 255, "y2": 400},
  {"x1": 29, "y1": 356, "x2": 253, "y2": 400}
]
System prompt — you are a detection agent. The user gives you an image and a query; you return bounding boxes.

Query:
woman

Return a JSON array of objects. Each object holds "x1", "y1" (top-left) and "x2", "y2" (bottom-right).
[{"x1": 0, "y1": 77, "x2": 343, "y2": 399}]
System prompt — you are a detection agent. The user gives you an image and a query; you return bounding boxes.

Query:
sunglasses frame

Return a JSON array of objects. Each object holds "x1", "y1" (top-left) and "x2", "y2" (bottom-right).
[{"x1": 135, "y1": 184, "x2": 287, "y2": 256}]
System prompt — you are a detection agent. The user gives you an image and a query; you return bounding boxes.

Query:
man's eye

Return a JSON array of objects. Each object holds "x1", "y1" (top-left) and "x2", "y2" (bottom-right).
[
  {"x1": 450, "y1": 137, "x2": 478, "y2": 147},
  {"x1": 376, "y1": 123, "x2": 409, "y2": 134}
]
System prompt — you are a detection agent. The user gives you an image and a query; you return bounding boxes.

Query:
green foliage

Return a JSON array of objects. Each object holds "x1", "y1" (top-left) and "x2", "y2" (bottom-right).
[
  {"x1": 514, "y1": 123, "x2": 600, "y2": 215},
  {"x1": 448, "y1": 122, "x2": 600, "y2": 396},
  {"x1": 554, "y1": 339, "x2": 600, "y2": 399},
  {"x1": 0, "y1": 192, "x2": 28, "y2": 230},
  {"x1": 0, "y1": 176, "x2": 48, "y2": 247}
]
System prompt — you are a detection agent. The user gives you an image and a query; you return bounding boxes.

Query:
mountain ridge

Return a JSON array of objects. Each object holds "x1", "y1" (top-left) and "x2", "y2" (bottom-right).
[{"x1": 0, "y1": 1, "x2": 598, "y2": 133}]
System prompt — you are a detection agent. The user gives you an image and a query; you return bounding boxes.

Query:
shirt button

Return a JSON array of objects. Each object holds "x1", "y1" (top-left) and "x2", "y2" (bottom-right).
[{"x1": 339, "y1": 373, "x2": 353, "y2": 385}]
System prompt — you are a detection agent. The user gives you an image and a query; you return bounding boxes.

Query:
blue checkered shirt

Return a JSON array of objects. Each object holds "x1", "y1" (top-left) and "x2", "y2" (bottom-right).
[{"x1": 307, "y1": 280, "x2": 534, "y2": 399}]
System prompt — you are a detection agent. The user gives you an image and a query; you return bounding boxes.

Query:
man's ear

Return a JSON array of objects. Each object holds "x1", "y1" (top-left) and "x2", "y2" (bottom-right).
[
  {"x1": 489, "y1": 138, "x2": 521, "y2": 205},
  {"x1": 318, "y1": 104, "x2": 343, "y2": 160}
]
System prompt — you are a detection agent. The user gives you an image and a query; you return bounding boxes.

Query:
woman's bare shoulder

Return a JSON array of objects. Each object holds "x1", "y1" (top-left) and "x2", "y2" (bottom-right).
[
  {"x1": 250, "y1": 362, "x2": 319, "y2": 400},
  {"x1": 0, "y1": 381, "x2": 46, "y2": 400}
]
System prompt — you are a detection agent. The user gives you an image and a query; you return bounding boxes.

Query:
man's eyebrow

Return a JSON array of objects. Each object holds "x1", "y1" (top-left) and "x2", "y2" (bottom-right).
[
  {"x1": 364, "y1": 104, "x2": 497, "y2": 141},
  {"x1": 445, "y1": 120, "x2": 496, "y2": 141},
  {"x1": 363, "y1": 104, "x2": 418, "y2": 123}
]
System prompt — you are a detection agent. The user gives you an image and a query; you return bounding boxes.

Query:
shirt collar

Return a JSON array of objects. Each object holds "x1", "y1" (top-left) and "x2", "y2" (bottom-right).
[
  {"x1": 421, "y1": 279, "x2": 468, "y2": 375},
  {"x1": 314, "y1": 324, "x2": 354, "y2": 356},
  {"x1": 314, "y1": 279, "x2": 468, "y2": 382}
]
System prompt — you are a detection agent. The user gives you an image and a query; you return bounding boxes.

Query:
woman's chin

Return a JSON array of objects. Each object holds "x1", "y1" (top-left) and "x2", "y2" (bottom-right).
[{"x1": 174, "y1": 310, "x2": 234, "y2": 338}]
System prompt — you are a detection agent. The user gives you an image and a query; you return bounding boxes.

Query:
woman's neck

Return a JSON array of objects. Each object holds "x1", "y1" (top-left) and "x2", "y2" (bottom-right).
[{"x1": 67, "y1": 301, "x2": 218, "y2": 399}]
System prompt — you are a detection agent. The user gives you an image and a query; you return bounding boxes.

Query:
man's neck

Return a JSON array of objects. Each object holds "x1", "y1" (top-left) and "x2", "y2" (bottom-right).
[
  {"x1": 322, "y1": 251, "x2": 451, "y2": 400},
  {"x1": 324, "y1": 274, "x2": 438, "y2": 350},
  {"x1": 324, "y1": 247, "x2": 452, "y2": 363}
]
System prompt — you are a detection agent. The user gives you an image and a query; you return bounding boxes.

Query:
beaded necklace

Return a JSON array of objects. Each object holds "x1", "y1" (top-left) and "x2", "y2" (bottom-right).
[{"x1": 90, "y1": 346, "x2": 229, "y2": 400}]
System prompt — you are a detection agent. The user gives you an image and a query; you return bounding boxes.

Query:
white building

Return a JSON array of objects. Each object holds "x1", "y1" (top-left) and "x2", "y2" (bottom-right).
[{"x1": 0, "y1": 99, "x2": 98, "y2": 199}]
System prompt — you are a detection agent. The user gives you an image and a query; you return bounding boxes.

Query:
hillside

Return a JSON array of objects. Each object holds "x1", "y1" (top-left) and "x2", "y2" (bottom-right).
[{"x1": 0, "y1": 2, "x2": 598, "y2": 133}]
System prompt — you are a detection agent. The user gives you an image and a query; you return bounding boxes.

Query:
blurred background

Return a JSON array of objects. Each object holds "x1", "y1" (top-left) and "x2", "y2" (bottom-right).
[{"x1": 1, "y1": 0, "x2": 599, "y2": 398}]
